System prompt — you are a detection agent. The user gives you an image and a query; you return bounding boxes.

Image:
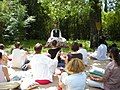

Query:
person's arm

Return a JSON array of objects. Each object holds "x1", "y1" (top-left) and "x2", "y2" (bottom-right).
[
  {"x1": 59, "y1": 30, "x2": 62, "y2": 38},
  {"x1": 26, "y1": 62, "x2": 31, "y2": 69},
  {"x1": 90, "y1": 62, "x2": 112, "y2": 83},
  {"x1": 50, "y1": 29, "x2": 54, "y2": 38},
  {"x1": 58, "y1": 72, "x2": 68, "y2": 89},
  {"x1": 60, "y1": 54, "x2": 68, "y2": 64},
  {"x1": 90, "y1": 75, "x2": 105, "y2": 82},
  {"x1": 2, "y1": 66, "x2": 10, "y2": 82}
]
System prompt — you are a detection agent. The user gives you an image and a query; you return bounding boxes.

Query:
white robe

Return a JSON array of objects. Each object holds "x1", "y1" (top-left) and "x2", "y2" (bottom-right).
[{"x1": 47, "y1": 29, "x2": 66, "y2": 43}]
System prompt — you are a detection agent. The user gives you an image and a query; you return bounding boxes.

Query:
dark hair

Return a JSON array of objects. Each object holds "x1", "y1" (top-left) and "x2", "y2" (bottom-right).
[
  {"x1": 0, "y1": 44, "x2": 5, "y2": 50},
  {"x1": 98, "y1": 35, "x2": 107, "y2": 46},
  {"x1": 15, "y1": 42, "x2": 20, "y2": 48},
  {"x1": 110, "y1": 47, "x2": 120, "y2": 66},
  {"x1": 34, "y1": 43, "x2": 42, "y2": 53},
  {"x1": 0, "y1": 52, "x2": 2, "y2": 58},
  {"x1": 52, "y1": 40, "x2": 57, "y2": 47},
  {"x1": 79, "y1": 43, "x2": 83, "y2": 47},
  {"x1": 111, "y1": 43, "x2": 117, "y2": 48},
  {"x1": 71, "y1": 42, "x2": 79, "y2": 52}
]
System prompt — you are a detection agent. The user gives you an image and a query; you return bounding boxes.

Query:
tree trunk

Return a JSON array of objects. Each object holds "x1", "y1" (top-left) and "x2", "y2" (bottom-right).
[
  {"x1": 0, "y1": 22, "x2": 4, "y2": 43},
  {"x1": 89, "y1": 0, "x2": 102, "y2": 49}
]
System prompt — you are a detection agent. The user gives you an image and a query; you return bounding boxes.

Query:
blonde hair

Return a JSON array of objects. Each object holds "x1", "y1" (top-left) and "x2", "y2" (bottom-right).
[{"x1": 65, "y1": 58, "x2": 85, "y2": 74}]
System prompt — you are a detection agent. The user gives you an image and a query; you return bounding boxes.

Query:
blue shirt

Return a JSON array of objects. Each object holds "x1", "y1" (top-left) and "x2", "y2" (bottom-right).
[{"x1": 61, "y1": 72, "x2": 87, "y2": 90}]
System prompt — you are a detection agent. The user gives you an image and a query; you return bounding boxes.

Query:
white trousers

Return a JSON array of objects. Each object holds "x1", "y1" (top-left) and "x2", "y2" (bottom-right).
[{"x1": 87, "y1": 78, "x2": 104, "y2": 89}]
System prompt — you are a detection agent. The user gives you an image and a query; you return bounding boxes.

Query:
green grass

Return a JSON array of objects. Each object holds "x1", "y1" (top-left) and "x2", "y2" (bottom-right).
[{"x1": 4, "y1": 39, "x2": 120, "y2": 54}]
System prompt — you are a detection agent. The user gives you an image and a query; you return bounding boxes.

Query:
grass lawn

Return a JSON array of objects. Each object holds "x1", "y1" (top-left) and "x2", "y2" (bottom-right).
[{"x1": 4, "y1": 39, "x2": 120, "y2": 54}]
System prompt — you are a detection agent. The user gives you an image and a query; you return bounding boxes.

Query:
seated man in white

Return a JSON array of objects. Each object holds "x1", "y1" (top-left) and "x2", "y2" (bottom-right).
[
  {"x1": 11, "y1": 42, "x2": 27, "y2": 68},
  {"x1": 28, "y1": 43, "x2": 58, "y2": 84},
  {"x1": 90, "y1": 39, "x2": 108, "y2": 60},
  {"x1": 77, "y1": 43, "x2": 88, "y2": 66},
  {"x1": 46, "y1": 23, "x2": 66, "y2": 47},
  {"x1": 20, "y1": 43, "x2": 59, "y2": 89}
]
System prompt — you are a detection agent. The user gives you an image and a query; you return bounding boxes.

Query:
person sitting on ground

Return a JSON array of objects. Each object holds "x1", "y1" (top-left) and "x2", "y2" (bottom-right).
[
  {"x1": 48, "y1": 40, "x2": 61, "y2": 59},
  {"x1": 0, "y1": 44, "x2": 8, "y2": 66},
  {"x1": 48, "y1": 40, "x2": 65, "y2": 68},
  {"x1": 58, "y1": 58, "x2": 87, "y2": 90},
  {"x1": 11, "y1": 42, "x2": 27, "y2": 68},
  {"x1": 61, "y1": 42, "x2": 83, "y2": 64},
  {"x1": 0, "y1": 52, "x2": 10, "y2": 83},
  {"x1": 90, "y1": 37, "x2": 108, "y2": 60},
  {"x1": 27, "y1": 43, "x2": 58, "y2": 85},
  {"x1": 77, "y1": 43, "x2": 88, "y2": 66},
  {"x1": 45, "y1": 22, "x2": 66, "y2": 47},
  {"x1": 87, "y1": 47, "x2": 120, "y2": 90}
]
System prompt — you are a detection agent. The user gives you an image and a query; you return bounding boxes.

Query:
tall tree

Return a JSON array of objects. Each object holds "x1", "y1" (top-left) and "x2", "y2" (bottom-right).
[
  {"x1": 89, "y1": 0, "x2": 102, "y2": 49},
  {"x1": 21, "y1": 0, "x2": 50, "y2": 40}
]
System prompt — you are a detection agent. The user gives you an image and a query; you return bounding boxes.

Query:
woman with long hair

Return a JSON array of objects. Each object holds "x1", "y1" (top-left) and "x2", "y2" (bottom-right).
[{"x1": 88, "y1": 47, "x2": 120, "y2": 90}]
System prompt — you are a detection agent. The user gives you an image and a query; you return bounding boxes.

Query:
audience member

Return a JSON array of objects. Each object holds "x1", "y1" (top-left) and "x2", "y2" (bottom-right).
[
  {"x1": 0, "y1": 52, "x2": 10, "y2": 83},
  {"x1": 88, "y1": 47, "x2": 120, "y2": 90},
  {"x1": 90, "y1": 37, "x2": 108, "y2": 60},
  {"x1": 77, "y1": 43, "x2": 88, "y2": 66},
  {"x1": 0, "y1": 44, "x2": 8, "y2": 66},
  {"x1": 58, "y1": 58, "x2": 87, "y2": 90},
  {"x1": 28, "y1": 43, "x2": 58, "y2": 84},
  {"x1": 61, "y1": 42, "x2": 83, "y2": 64},
  {"x1": 11, "y1": 42, "x2": 27, "y2": 68},
  {"x1": 48, "y1": 40, "x2": 61, "y2": 59},
  {"x1": 48, "y1": 40, "x2": 65, "y2": 68}
]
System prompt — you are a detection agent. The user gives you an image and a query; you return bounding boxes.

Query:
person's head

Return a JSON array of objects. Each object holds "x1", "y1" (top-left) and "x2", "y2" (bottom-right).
[
  {"x1": 0, "y1": 52, "x2": 2, "y2": 59},
  {"x1": 34, "y1": 43, "x2": 42, "y2": 54},
  {"x1": 99, "y1": 35, "x2": 106, "y2": 41},
  {"x1": 53, "y1": 21, "x2": 59, "y2": 28},
  {"x1": 71, "y1": 42, "x2": 79, "y2": 52},
  {"x1": 79, "y1": 43, "x2": 83, "y2": 48},
  {"x1": 0, "y1": 44, "x2": 5, "y2": 50},
  {"x1": 109, "y1": 47, "x2": 120, "y2": 66},
  {"x1": 98, "y1": 35, "x2": 107, "y2": 46},
  {"x1": 111, "y1": 43, "x2": 117, "y2": 48},
  {"x1": 15, "y1": 42, "x2": 20, "y2": 48},
  {"x1": 65, "y1": 58, "x2": 85, "y2": 74},
  {"x1": 52, "y1": 40, "x2": 57, "y2": 47}
]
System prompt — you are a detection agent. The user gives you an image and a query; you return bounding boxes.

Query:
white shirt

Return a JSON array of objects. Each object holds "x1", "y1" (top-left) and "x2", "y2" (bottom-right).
[
  {"x1": 61, "y1": 72, "x2": 87, "y2": 90},
  {"x1": 92, "y1": 44, "x2": 107, "y2": 60},
  {"x1": 77, "y1": 48, "x2": 88, "y2": 65},
  {"x1": 11, "y1": 49, "x2": 27, "y2": 68},
  {"x1": 30, "y1": 54, "x2": 58, "y2": 82},
  {"x1": 0, "y1": 65, "x2": 6, "y2": 83}
]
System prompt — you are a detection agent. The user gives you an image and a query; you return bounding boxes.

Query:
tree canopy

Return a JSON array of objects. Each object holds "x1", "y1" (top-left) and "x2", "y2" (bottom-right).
[{"x1": 0, "y1": 0, "x2": 120, "y2": 46}]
